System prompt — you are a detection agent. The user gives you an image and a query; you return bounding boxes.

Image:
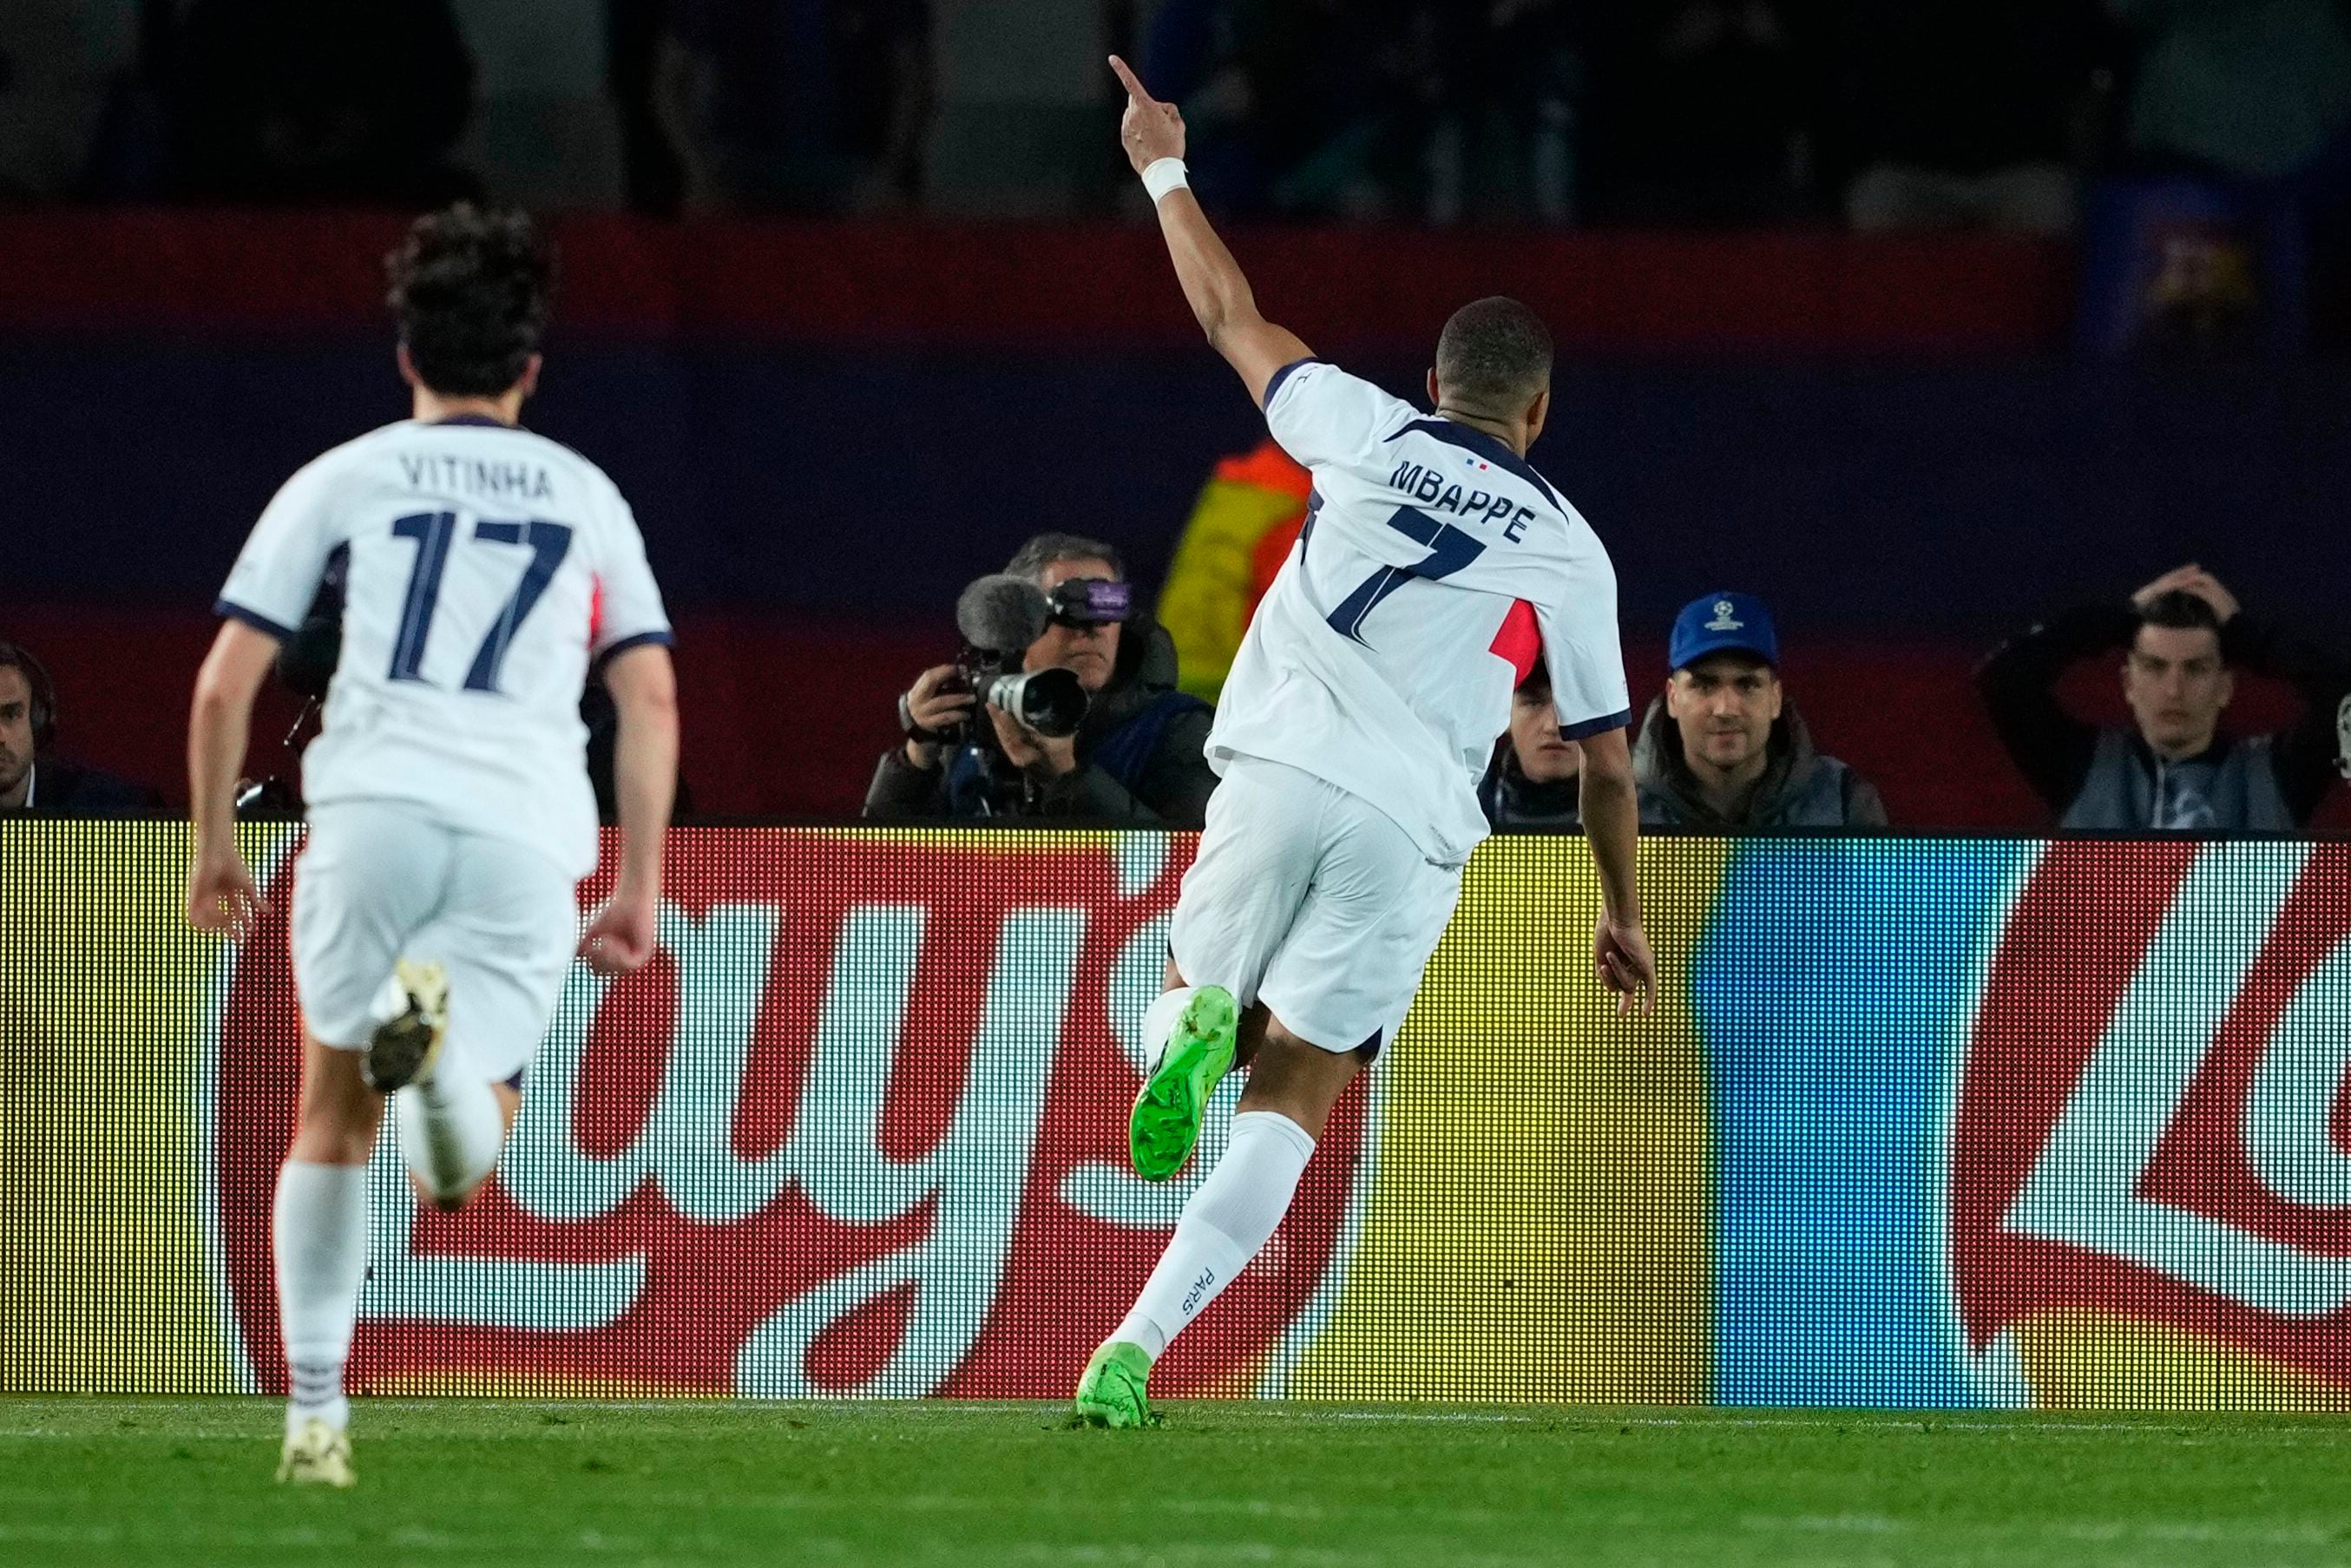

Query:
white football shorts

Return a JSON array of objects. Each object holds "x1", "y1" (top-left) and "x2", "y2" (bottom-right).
[
  {"x1": 292, "y1": 799, "x2": 581, "y2": 1084},
  {"x1": 1168, "y1": 756, "x2": 1463, "y2": 1055}
]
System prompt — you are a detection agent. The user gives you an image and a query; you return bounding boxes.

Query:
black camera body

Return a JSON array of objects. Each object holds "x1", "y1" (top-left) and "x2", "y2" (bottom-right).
[
  {"x1": 948, "y1": 573, "x2": 1109, "y2": 745},
  {"x1": 948, "y1": 646, "x2": 1088, "y2": 742}
]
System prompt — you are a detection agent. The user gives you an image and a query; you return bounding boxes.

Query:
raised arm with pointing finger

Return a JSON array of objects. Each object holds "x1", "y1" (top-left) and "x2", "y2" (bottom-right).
[{"x1": 1110, "y1": 56, "x2": 1314, "y2": 407}]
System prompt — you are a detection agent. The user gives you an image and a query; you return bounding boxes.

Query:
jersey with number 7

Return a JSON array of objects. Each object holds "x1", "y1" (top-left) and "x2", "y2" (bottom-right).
[
  {"x1": 1206, "y1": 358, "x2": 1629, "y2": 867},
  {"x1": 216, "y1": 417, "x2": 672, "y2": 879}
]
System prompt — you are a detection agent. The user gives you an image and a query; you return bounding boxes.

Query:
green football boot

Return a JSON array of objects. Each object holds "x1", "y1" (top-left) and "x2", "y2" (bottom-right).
[
  {"x1": 1128, "y1": 985, "x2": 1238, "y2": 1182},
  {"x1": 1071, "y1": 1341, "x2": 1157, "y2": 1428}
]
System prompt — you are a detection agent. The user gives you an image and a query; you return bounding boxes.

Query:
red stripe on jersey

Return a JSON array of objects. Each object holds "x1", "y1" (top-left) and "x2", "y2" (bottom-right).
[
  {"x1": 1490, "y1": 598, "x2": 1540, "y2": 683},
  {"x1": 588, "y1": 575, "x2": 606, "y2": 648}
]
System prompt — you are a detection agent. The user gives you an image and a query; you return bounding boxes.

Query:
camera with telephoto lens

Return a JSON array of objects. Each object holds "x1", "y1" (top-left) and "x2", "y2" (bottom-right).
[
  {"x1": 939, "y1": 572, "x2": 1134, "y2": 745},
  {"x1": 954, "y1": 651, "x2": 1088, "y2": 739}
]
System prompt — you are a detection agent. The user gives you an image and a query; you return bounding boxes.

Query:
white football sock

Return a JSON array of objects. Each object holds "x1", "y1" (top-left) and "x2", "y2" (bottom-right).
[
  {"x1": 273, "y1": 1160, "x2": 368, "y2": 1434},
  {"x1": 1113, "y1": 1110, "x2": 1316, "y2": 1362},
  {"x1": 1139, "y1": 986, "x2": 1198, "y2": 1064},
  {"x1": 395, "y1": 1072, "x2": 503, "y2": 1206}
]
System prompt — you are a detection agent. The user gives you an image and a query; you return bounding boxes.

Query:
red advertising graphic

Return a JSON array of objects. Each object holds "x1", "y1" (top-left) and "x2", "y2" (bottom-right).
[
  {"x1": 215, "y1": 830, "x2": 1368, "y2": 1398},
  {"x1": 1953, "y1": 842, "x2": 2351, "y2": 1393}
]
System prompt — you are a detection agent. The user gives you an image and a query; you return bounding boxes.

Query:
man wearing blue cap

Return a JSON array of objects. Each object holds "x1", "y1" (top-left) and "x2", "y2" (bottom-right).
[{"x1": 1632, "y1": 592, "x2": 1888, "y2": 830}]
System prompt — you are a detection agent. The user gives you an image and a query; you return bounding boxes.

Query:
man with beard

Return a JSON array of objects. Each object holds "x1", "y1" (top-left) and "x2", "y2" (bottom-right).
[
  {"x1": 0, "y1": 643, "x2": 164, "y2": 817},
  {"x1": 1632, "y1": 592, "x2": 1887, "y2": 830}
]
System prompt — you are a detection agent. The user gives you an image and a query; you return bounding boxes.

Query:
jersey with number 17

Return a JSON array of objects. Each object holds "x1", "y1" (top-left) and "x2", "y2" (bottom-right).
[
  {"x1": 216, "y1": 418, "x2": 673, "y2": 879},
  {"x1": 1206, "y1": 359, "x2": 1630, "y2": 867}
]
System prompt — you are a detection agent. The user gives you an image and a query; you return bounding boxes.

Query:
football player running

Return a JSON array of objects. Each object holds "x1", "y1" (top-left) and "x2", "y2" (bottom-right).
[
  {"x1": 187, "y1": 206, "x2": 679, "y2": 1485},
  {"x1": 1074, "y1": 58, "x2": 1657, "y2": 1427}
]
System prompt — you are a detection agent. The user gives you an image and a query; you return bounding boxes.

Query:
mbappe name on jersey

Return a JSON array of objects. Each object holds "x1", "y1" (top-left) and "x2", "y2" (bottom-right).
[{"x1": 1387, "y1": 460, "x2": 1537, "y2": 541}]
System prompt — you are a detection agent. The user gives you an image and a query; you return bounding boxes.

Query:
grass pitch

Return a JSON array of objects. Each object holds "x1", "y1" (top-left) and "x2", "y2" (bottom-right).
[{"x1": 3, "y1": 1399, "x2": 2348, "y2": 1567}]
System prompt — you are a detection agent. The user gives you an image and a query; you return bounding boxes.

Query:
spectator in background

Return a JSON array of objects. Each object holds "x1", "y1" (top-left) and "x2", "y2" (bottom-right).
[
  {"x1": 171, "y1": 0, "x2": 476, "y2": 205},
  {"x1": 1977, "y1": 565, "x2": 2351, "y2": 830},
  {"x1": 1481, "y1": 660, "x2": 1583, "y2": 830},
  {"x1": 1632, "y1": 593, "x2": 1888, "y2": 830},
  {"x1": 655, "y1": 0, "x2": 932, "y2": 214},
  {"x1": 866, "y1": 533, "x2": 1218, "y2": 825},
  {"x1": 1829, "y1": 0, "x2": 2112, "y2": 236},
  {"x1": 0, "y1": 642, "x2": 164, "y2": 818}
]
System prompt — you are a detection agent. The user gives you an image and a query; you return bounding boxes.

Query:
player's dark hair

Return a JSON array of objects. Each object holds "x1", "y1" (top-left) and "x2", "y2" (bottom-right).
[
  {"x1": 1006, "y1": 532, "x2": 1126, "y2": 584},
  {"x1": 2138, "y1": 590, "x2": 2225, "y2": 640},
  {"x1": 1515, "y1": 659, "x2": 1552, "y2": 699},
  {"x1": 385, "y1": 204, "x2": 555, "y2": 398},
  {"x1": 1435, "y1": 297, "x2": 1553, "y2": 416}
]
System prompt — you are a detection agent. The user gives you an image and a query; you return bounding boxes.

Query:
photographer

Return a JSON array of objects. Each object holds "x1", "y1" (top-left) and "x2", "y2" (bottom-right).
[{"x1": 865, "y1": 533, "x2": 1218, "y2": 826}]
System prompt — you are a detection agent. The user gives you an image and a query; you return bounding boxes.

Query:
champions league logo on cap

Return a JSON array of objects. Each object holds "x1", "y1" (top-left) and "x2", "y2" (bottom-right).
[{"x1": 1670, "y1": 591, "x2": 1778, "y2": 672}]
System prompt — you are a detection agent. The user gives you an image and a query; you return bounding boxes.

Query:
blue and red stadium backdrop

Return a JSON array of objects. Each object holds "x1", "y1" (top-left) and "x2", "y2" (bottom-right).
[
  {"x1": 6, "y1": 213, "x2": 2349, "y2": 828},
  {"x1": 7, "y1": 823, "x2": 2350, "y2": 1410}
]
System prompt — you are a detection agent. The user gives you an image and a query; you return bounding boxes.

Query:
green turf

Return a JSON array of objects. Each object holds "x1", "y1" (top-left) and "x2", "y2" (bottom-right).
[{"x1": 4, "y1": 1398, "x2": 2349, "y2": 1567}]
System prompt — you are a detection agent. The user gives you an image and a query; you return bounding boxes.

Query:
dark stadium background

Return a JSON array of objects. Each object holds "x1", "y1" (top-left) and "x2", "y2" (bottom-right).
[{"x1": 1, "y1": 2, "x2": 2345, "y2": 827}]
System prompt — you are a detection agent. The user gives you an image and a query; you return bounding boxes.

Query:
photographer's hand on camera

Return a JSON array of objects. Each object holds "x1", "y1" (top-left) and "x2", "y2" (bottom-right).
[
  {"x1": 867, "y1": 535, "x2": 1221, "y2": 824},
  {"x1": 898, "y1": 664, "x2": 976, "y2": 770},
  {"x1": 987, "y1": 699, "x2": 1079, "y2": 779}
]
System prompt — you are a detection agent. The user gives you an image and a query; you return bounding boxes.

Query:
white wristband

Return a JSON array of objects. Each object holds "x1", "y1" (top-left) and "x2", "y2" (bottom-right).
[{"x1": 1140, "y1": 157, "x2": 1189, "y2": 203}]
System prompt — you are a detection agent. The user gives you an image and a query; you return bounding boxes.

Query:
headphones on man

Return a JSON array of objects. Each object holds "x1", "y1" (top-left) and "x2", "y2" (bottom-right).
[{"x1": 0, "y1": 642, "x2": 58, "y2": 750}]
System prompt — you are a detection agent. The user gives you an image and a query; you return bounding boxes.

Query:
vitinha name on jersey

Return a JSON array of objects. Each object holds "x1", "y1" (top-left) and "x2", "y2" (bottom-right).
[
  {"x1": 1385, "y1": 460, "x2": 1537, "y2": 540},
  {"x1": 397, "y1": 451, "x2": 556, "y2": 504}
]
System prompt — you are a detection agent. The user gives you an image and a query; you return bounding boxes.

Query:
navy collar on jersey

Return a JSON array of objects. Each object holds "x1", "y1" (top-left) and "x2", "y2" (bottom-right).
[
  {"x1": 1391, "y1": 417, "x2": 1564, "y2": 511},
  {"x1": 427, "y1": 413, "x2": 519, "y2": 429}
]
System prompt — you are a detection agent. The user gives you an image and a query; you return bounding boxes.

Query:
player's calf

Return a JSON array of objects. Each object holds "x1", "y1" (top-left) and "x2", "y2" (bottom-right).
[
  {"x1": 274, "y1": 1043, "x2": 380, "y2": 1479},
  {"x1": 398, "y1": 1073, "x2": 517, "y2": 1211},
  {"x1": 1080, "y1": 1029, "x2": 1347, "y2": 1427},
  {"x1": 394, "y1": 1072, "x2": 508, "y2": 1210}
]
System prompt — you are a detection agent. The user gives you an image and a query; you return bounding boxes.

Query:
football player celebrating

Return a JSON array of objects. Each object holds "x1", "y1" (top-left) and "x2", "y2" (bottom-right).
[{"x1": 1074, "y1": 59, "x2": 1657, "y2": 1428}]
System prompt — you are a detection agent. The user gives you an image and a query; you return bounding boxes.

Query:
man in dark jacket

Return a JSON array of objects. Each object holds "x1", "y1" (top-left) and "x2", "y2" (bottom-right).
[
  {"x1": 1632, "y1": 593, "x2": 1888, "y2": 830},
  {"x1": 1480, "y1": 659, "x2": 1584, "y2": 830},
  {"x1": 0, "y1": 642, "x2": 166, "y2": 818},
  {"x1": 1977, "y1": 564, "x2": 2351, "y2": 830},
  {"x1": 865, "y1": 533, "x2": 1219, "y2": 825}
]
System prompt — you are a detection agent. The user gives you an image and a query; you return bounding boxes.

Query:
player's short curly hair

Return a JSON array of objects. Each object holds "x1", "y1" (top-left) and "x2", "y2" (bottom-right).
[
  {"x1": 384, "y1": 204, "x2": 555, "y2": 398},
  {"x1": 1435, "y1": 297, "x2": 1553, "y2": 415}
]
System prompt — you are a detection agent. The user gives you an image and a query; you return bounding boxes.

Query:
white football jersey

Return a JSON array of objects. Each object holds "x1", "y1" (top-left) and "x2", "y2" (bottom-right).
[
  {"x1": 217, "y1": 417, "x2": 672, "y2": 879},
  {"x1": 1208, "y1": 360, "x2": 1629, "y2": 865}
]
